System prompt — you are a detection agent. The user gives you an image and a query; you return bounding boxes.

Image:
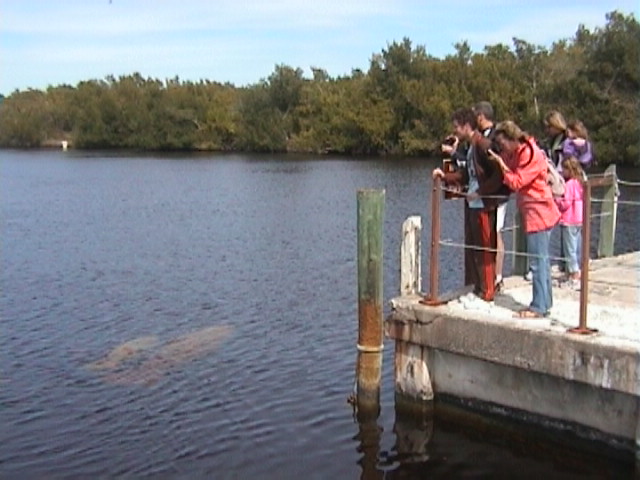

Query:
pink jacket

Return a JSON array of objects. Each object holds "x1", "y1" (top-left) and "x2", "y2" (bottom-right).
[
  {"x1": 555, "y1": 178, "x2": 583, "y2": 226},
  {"x1": 502, "y1": 139, "x2": 561, "y2": 233}
]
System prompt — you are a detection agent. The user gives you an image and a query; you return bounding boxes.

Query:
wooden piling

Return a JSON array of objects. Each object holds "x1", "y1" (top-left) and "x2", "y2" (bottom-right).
[
  {"x1": 400, "y1": 216, "x2": 422, "y2": 296},
  {"x1": 356, "y1": 189, "x2": 385, "y2": 412},
  {"x1": 597, "y1": 164, "x2": 618, "y2": 258}
]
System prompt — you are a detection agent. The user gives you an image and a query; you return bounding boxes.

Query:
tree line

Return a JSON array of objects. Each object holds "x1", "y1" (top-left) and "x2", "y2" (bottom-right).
[{"x1": 0, "y1": 11, "x2": 638, "y2": 165}]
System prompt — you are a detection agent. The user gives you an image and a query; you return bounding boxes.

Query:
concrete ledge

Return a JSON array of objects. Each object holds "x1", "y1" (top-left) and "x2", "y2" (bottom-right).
[{"x1": 386, "y1": 300, "x2": 640, "y2": 397}]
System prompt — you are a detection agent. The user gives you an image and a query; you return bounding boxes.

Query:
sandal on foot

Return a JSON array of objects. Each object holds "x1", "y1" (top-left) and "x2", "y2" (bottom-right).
[{"x1": 514, "y1": 309, "x2": 545, "y2": 319}]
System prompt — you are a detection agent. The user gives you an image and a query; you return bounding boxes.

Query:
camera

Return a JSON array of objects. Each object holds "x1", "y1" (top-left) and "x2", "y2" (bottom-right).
[
  {"x1": 443, "y1": 135, "x2": 457, "y2": 147},
  {"x1": 441, "y1": 135, "x2": 457, "y2": 159},
  {"x1": 489, "y1": 139, "x2": 502, "y2": 154}
]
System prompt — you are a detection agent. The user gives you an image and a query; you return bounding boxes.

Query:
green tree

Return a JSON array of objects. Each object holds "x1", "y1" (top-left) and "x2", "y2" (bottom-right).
[{"x1": 0, "y1": 89, "x2": 48, "y2": 147}]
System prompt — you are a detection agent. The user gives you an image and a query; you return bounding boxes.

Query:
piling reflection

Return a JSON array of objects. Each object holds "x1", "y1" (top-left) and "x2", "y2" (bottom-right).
[
  {"x1": 391, "y1": 402, "x2": 434, "y2": 465},
  {"x1": 351, "y1": 346, "x2": 384, "y2": 480},
  {"x1": 353, "y1": 407, "x2": 384, "y2": 480},
  {"x1": 353, "y1": 399, "x2": 435, "y2": 479}
]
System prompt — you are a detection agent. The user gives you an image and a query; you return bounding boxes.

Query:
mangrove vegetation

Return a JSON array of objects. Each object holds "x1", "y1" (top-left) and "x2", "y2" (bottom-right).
[{"x1": 0, "y1": 11, "x2": 638, "y2": 165}]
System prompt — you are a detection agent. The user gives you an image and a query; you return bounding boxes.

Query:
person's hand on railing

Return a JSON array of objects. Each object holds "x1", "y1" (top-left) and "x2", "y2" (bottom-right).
[{"x1": 432, "y1": 168, "x2": 445, "y2": 179}]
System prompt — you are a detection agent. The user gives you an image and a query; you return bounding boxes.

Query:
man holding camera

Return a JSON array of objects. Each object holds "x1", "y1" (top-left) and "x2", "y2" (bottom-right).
[{"x1": 433, "y1": 108, "x2": 509, "y2": 309}]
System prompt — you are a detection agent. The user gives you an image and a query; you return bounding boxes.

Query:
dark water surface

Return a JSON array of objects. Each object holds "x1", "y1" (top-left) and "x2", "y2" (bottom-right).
[{"x1": 1, "y1": 150, "x2": 638, "y2": 479}]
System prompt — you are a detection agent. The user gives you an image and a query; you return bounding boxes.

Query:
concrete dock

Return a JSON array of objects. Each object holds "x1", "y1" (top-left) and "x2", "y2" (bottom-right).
[{"x1": 386, "y1": 251, "x2": 640, "y2": 454}]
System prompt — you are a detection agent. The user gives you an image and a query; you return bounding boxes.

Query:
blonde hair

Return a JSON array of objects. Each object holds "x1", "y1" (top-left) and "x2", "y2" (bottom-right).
[
  {"x1": 494, "y1": 120, "x2": 528, "y2": 143},
  {"x1": 544, "y1": 110, "x2": 567, "y2": 132},
  {"x1": 567, "y1": 120, "x2": 589, "y2": 140},
  {"x1": 562, "y1": 156, "x2": 584, "y2": 180}
]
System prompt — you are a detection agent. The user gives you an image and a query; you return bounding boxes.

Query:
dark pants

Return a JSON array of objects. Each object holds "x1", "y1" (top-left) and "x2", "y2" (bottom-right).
[{"x1": 466, "y1": 207, "x2": 497, "y2": 301}]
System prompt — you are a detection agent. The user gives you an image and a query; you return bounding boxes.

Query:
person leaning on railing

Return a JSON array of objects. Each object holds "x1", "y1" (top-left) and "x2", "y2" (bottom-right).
[
  {"x1": 433, "y1": 108, "x2": 510, "y2": 310},
  {"x1": 487, "y1": 120, "x2": 561, "y2": 319}
]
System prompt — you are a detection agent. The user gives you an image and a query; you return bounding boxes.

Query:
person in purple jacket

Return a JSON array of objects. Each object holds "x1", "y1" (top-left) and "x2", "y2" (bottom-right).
[{"x1": 562, "y1": 120, "x2": 594, "y2": 171}]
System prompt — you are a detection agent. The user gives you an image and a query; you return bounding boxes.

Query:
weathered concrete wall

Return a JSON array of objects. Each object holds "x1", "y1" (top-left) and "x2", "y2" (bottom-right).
[
  {"x1": 426, "y1": 348, "x2": 637, "y2": 447},
  {"x1": 394, "y1": 340, "x2": 433, "y2": 402}
]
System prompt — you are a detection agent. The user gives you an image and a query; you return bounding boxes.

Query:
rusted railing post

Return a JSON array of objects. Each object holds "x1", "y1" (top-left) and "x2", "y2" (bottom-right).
[
  {"x1": 569, "y1": 180, "x2": 597, "y2": 335},
  {"x1": 421, "y1": 176, "x2": 445, "y2": 306},
  {"x1": 355, "y1": 189, "x2": 385, "y2": 413}
]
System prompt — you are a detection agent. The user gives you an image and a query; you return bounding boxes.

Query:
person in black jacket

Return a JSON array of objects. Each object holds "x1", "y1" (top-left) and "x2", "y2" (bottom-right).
[
  {"x1": 474, "y1": 101, "x2": 507, "y2": 292},
  {"x1": 543, "y1": 110, "x2": 568, "y2": 170},
  {"x1": 433, "y1": 108, "x2": 509, "y2": 308}
]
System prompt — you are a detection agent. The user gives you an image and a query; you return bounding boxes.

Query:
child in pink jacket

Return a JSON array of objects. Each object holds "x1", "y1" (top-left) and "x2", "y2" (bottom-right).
[{"x1": 555, "y1": 156, "x2": 584, "y2": 285}]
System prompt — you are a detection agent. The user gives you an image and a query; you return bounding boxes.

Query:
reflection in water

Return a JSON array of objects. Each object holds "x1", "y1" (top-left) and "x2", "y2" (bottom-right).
[
  {"x1": 354, "y1": 401, "x2": 435, "y2": 479},
  {"x1": 355, "y1": 399, "x2": 636, "y2": 479},
  {"x1": 392, "y1": 404, "x2": 434, "y2": 465},
  {"x1": 354, "y1": 408, "x2": 384, "y2": 480}
]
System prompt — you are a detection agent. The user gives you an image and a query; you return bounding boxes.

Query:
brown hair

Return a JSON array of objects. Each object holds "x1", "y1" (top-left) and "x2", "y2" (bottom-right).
[
  {"x1": 494, "y1": 120, "x2": 529, "y2": 143},
  {"x1": 567, "y1": 120, "x2": 589, "y2": 140},
  {"x1": 544, "y1": 110, "x2": 567, "y2": 132},
  {"x1": 561, "y1": 156, "x2": 584, "y2": 180},
  {"x1": 451, "y1": 108, "x2": 477, "y2": 130}
]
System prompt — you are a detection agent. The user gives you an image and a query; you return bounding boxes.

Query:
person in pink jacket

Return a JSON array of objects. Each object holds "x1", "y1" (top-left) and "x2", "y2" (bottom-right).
[
  {"x1": 488, "y1": 121, "x2": 561, "y2": 318},
  {"x1": 555, "y1": 156, "x2": 584, "y2": 287}
]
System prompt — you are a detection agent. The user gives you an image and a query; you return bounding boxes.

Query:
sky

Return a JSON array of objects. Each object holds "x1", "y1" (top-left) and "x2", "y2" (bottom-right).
[{"x1": 1, "y1": 1, "x2": 638, "y2": 96}]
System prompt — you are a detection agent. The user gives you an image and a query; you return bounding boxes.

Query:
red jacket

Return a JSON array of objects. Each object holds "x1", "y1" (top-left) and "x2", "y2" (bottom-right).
[{"x1": 502, "y1": 139, "x2": 560, "y2": 233}]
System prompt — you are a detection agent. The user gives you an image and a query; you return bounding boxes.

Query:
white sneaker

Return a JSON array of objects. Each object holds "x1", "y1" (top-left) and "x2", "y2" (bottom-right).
[
  {"x1": 524, "y1": 271, "x2": 533, "y2": 282},
  {"x1": 456, "y1": 291, "x2": 477, "y2": 304},
  {"x1": 461, "y1": 295, "x2": 494, "y2": 312}
]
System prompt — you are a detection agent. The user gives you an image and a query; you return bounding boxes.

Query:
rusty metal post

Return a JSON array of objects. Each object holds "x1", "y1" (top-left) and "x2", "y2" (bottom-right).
[
  {"x1": 355, "y1": 189, "x2": 384, "y2": 412},
  {"x1": 421, "y1": 176, "x2": 445, "y2": 306},
  {"x1": 569, "y1": 180, "x2": 597, "y2": 335}
]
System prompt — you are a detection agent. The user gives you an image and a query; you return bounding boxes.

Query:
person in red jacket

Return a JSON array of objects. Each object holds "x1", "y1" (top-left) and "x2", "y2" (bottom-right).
[
  {"x1": 488, "y1": 120, "x2": 561, "y2": 318},
  {"x1": 433, "y1": 108, "x2": 510, "y2": 310}
]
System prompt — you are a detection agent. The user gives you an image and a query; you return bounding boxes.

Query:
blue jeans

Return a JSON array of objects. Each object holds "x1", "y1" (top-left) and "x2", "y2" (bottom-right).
[
  {"x1": 527, "y1": 227, "x2": 553, "y2": 315},
  {"x1": 560, "y1": 225, "x2": 582, "y2": 274}
]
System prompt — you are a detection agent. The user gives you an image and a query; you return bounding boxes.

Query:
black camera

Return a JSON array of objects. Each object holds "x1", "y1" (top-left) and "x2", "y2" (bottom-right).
[
  {"x1": 489, "y1": 139, "x2": 502, "y2": 154},
  {"x1": 441, "y1": 135, "x2": 457, "y2": 159},
  {"x1": 443, "y1": 135, "x2": 457, "y2": 146}
]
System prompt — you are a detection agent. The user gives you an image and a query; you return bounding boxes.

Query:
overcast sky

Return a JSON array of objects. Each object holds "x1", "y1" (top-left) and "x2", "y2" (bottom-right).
[{"x1": 1, "y1": 0, "x2": 638, "y2": 95}]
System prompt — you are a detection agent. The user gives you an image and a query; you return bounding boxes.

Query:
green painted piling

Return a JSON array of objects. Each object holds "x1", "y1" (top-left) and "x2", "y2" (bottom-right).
[{"x1": 356, "y1": 189, "x2": 385, "y2": 412}]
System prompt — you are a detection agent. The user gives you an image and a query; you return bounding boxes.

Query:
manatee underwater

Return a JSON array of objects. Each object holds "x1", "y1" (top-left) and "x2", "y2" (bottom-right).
[
  {"x1": 88, "y1": 325, "x2": 232, "y2": 386},
  {"x1": 86, "y1": 335, "x2": 160, "y2": 371}
]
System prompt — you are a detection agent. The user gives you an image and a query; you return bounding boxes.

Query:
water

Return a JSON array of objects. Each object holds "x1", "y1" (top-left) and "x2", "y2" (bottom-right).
[{"x1": 1, "y1": 150, "x2": 637, "y2": 479}]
